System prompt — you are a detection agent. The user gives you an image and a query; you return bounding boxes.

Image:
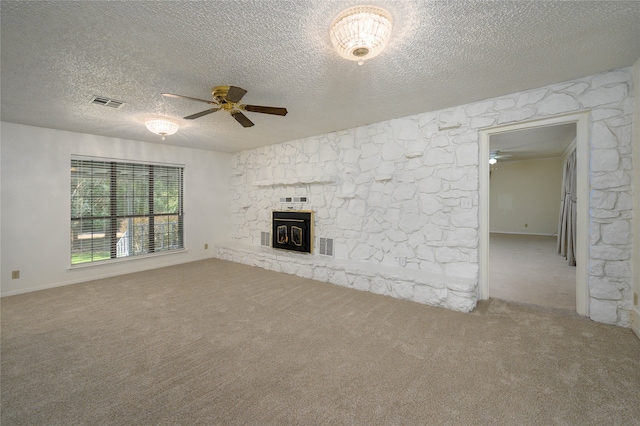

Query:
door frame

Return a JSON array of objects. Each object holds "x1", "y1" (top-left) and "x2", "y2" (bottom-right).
[{"x1": 478, "y1": 112, "x2": 590, "y2": 316}]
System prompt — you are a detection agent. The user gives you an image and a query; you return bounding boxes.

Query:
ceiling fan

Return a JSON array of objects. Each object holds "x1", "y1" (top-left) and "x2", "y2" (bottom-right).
[
  {"x1": 162, "y1": 86, "x2": 287, "y2": 128},
  {"x1": 489, "y1": 150, "x2": 512, "y2": 164}
]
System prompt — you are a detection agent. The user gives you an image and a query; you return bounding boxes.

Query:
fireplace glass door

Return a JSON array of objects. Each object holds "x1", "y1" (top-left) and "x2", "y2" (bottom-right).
[{"x1": 272, "y1": 211, "x2": 313, "y2": 253}]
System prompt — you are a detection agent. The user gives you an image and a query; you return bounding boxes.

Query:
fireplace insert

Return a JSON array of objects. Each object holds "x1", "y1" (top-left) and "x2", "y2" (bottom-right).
[{"x1": 272, "y1": 210, "x2": 314, "y2": 254}]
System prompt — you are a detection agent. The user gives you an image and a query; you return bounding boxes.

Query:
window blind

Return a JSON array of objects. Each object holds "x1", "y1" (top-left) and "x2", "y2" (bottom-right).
[{"x1": 70, "y1": 159, "x2": 184, "y2": 264}]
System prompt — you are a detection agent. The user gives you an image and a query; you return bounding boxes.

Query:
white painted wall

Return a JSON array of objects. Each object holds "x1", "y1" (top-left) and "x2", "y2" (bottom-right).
[
  {"x1": 0, "y1": 123, "x2": 231, "y2": 296},
  {"x1": 222, "y1": 67, "x2": 636, "y2": 326},
  {"x1": 489, "y1": 158, "x2": 563, "y2": 235},
  {"x1": 632, "y1": 57, "x2": 640, "y2": 339}
]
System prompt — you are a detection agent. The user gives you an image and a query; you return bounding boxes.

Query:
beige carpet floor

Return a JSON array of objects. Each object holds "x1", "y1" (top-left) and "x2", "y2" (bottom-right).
[
  {"x1": 490, "y1": 233, "x2": 576, "y2": 311},
  {"x1": 2, "y1": 259, "x2": 639, "y2": 425}
]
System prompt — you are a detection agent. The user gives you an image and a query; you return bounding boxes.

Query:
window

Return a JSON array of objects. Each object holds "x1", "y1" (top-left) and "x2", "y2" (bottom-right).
[{"x1": 71, "y1": 158, "x2": 184, "y2": 265}]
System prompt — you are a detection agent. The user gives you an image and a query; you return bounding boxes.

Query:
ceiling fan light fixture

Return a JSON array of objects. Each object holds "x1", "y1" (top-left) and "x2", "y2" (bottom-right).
[
  {"x1": 489, "y1": 156, "x2": 498, "y2": 165},
  {"x1": 330, "y1": 5, "x2": 392, "y2": 65},
  {"x1": 145, "y1": 119, "x2": 179, "y2": 140}
]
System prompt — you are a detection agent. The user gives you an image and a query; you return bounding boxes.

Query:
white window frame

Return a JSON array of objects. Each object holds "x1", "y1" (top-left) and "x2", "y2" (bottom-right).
[{"x1": 70, "y1": 156, "x2": 184, "y2": 265}]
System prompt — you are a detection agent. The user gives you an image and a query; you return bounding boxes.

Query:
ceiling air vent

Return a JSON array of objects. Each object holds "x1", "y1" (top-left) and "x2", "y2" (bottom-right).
[{"x1": 90, "y1": 96, "x2": 125, "y2": 108}]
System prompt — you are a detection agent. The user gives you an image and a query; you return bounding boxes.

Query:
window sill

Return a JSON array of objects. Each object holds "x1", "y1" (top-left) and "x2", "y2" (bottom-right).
[{"x1": 68, "y1": 248, "x2": 188, "y2": 270}]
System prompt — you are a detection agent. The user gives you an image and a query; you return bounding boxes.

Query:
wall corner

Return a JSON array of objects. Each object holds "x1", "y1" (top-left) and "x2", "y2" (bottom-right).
[{"x1": 632, "y1": 57, "x2": 640, "y2": 338}]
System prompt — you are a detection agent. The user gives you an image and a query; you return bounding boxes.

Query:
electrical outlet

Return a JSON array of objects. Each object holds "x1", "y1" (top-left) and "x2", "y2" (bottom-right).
[
  {"x1": 634, "y1": 292, "x2": 638, "y2": 306},
  {"x1": 12, "y1": 270, "x2": 20, "y2": 279},
  {"x1": 398, "y1": 257, "x2": 407, "y2": 267},
  {"x1": 204, "y1": 244, "x2": 209, "y2": 249},
  {"x1": 525, "y1": 223, "x2": 528, "y2": 228}
]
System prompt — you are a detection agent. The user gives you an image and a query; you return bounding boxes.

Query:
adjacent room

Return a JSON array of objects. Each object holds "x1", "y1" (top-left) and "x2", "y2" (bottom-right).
[
  {"x1": 488, "y1": 124, "x2": 578, "y2": 310},
  {"x1": 1, "y1": 1, "x2": 639, "y2": 424}
]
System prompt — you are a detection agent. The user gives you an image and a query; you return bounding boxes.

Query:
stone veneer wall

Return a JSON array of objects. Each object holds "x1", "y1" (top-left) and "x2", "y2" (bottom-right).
[{"x1": 217, "y1": 67, "x2": 635, "y2": 326}]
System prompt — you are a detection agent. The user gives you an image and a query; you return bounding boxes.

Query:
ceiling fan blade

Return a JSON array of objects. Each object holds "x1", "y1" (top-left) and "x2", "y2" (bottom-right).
[
  {"x1": 184, "y1": 108, "x2": 220, "y2": 120},
  {"x1": 226, "y1": 86, "x2": 248, "y2": 103},
  {"x1": 243, "y1": 105, "x2": 288, "y2": 116},
  {"x1": 162, "y1": 93, "x2": 216, "y2": 105},
  {"x1": 231, "y1": 111, "x2": 254, "y2": 127}
]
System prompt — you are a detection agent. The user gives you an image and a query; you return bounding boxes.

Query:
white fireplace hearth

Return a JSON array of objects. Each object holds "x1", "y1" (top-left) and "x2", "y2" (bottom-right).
[{"x1": 215, "y1": 242, "x2": 477, "y2": 312}]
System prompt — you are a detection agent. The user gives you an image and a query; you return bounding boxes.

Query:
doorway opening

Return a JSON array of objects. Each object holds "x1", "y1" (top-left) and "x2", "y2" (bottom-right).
[{"x1": 479, "y1": 112, "x2": 590, "y2": 316}]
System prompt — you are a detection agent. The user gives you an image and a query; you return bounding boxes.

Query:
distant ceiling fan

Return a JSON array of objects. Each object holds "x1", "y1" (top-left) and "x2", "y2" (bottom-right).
[
  {"x1": 162, "y1": 86, "x2": 287, "y2": 128},
  {"x1": 489, "y1": 150, "x2": 512, "y2": 164}
]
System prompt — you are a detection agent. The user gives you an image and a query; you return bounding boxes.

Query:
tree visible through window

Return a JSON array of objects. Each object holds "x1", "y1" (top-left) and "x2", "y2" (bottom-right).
[{"x1": 71, "y1": 158, "x2": 184, "y2": 264}]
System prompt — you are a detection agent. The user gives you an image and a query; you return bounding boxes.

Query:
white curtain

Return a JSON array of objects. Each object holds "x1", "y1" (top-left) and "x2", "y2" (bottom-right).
[{"x1": 557, "y1": 149, "x2": 577, "y2": 266}]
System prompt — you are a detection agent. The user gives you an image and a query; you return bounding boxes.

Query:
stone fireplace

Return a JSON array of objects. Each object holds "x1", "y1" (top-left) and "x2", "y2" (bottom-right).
[{"x1": 272, "y1": 210, "x2": 314, "y2": 254}]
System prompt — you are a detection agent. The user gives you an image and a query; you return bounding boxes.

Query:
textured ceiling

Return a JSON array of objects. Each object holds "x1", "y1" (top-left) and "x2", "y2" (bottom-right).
[
  {"x1": 1, "y1": 1, "x2": 639, "y2": 153},
  {"x1": 490, "y1": 124, "x2": 576, "y2": 163}
]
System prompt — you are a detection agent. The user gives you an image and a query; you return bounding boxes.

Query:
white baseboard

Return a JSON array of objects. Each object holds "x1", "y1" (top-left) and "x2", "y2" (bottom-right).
[
  {"x1": 489, "y1": 231, "x2": 556, "y2": 236},
  {"x1": 0, "y1": 252, "x2": 212, "y2": 298},
  {"x1": 632, "y1": 308, "x2": 640, "y2": 340}
]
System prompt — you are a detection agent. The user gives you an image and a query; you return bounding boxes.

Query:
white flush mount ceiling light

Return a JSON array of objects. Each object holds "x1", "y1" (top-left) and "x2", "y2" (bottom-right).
[
  {"x1": 145, "y1": 119, "x2": 179, "y2": 140},
  {"x1": 329, "y1": 5, "x2": 393, "y2": 65}
]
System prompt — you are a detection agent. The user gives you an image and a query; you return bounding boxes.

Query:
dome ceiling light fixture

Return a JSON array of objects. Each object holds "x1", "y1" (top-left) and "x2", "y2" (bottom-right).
[
  {"x1": 329, "y1": 5, "x2": 393, "y2": 65},
  {"x1": 145, "y1": 119, "x2": 179, "y2": 140}
]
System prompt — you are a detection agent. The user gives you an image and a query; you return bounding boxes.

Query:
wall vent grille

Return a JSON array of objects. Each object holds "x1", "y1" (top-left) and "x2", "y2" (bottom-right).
[
  {"x1": 90, "y1": 96, "x2": 125, "y2": 108},
  {"x1": 260, "y1": 232, "x2": 270, "y2": 247},
  {"x1": 318, "y1": 237, "x2": 334, "y2": 256},
  {"x1": 279, "y1": 196, "x2": 308, "y2": 203}
]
